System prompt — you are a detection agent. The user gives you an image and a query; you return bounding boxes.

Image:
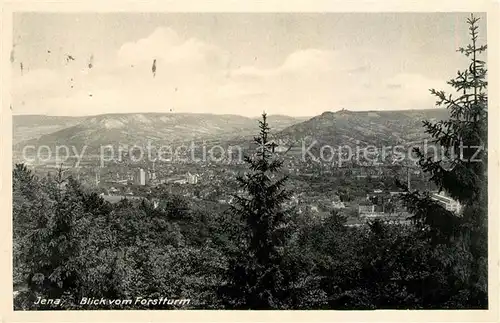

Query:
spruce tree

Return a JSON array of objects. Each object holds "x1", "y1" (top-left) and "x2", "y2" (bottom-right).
[
  {"x1": 403, "y1": 14, "x2": 487, "y2": 229},
  {"x1": 401, "y1": 14, "x2": 487, "y2": 307},
  {"x1": 220, "y1": 112, "x2": 292, "y2": 309},
  {"x1": 14, "y1": 165, "x2": 88, "y2": 308}
]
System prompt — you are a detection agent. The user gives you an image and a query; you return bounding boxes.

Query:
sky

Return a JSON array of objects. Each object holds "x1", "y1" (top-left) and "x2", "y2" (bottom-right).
[{"x1": 11, "y1": 12, "x2": 487, "y2": 117}]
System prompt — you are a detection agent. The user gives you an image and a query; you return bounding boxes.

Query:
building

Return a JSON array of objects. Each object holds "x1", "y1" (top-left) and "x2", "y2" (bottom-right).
[
  {"x1": 134, "y1": 168, "x2": 147, "y2": 186},
  {"x1": 264, "y1": 139, "x2": 290, "y2": 153},
  {"x1": 431, "y1": 192, "x2": 462, "y2": 213},
  {"x1": 332, "y1": 195, "x2": 345, "y2": 209},
  {"x1": 146, "y1": 169, "x2": 157, "y2": 185},
  {"x1": 109, "y1": 187, "x2": 119, "y2": 195},
  {"x1": 186, "y1": 172, "x2": 199, "y2": 184},
  {"x1": 366, "y1": 190, "x2": 388, "y2": 211},
  {"x1": 274, "y1": 145, "x2": 289, "y2": 153},
  {"x1": 359, "y1": 204, "x2": 376, "y2": 214},
  {"x1": 332, "y1": 201, "x2": 346, "y2": 209},
  {"x1": 150, "y1": 161, "x2": 157, "y2": 180},
  {"x1": 359, "y1": 189, "x2": 391, "y2": 215},
  {"x1": 358, "y1": 203, "x2": 387, "y2": 219}
]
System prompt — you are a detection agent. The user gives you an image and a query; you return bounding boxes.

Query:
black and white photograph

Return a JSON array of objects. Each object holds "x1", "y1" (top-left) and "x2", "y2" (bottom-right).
[{"x1": 3, "y1": 3, "x2": 496, "y2": 316}]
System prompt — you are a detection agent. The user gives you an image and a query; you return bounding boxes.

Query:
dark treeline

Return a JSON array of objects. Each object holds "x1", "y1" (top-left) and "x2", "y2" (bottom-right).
[{"x1": 13, "y1": 14, "x2": 487, "y2": 310}]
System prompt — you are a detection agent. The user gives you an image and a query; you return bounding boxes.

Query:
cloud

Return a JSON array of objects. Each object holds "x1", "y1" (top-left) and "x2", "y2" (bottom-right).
[
  {"x1": 233, "y1": 49, "x2": 357, "y2": 78},
  {"x1": 281, "y1": 49, "x2": 339, "y2": 73},
  {"x1": 117, "y1": 27, "x2": 230, "y2": 73},
  {"x1": 12, "y1": 27, "x2": 452, "y2": 117},
  {"x1": 117, "y1": 27, "x2": 182, "y2": 64}
]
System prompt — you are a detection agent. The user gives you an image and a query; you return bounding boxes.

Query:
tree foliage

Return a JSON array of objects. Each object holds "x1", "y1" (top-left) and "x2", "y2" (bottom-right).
[
  {"x1": 12, "y1": 14, "x2": 487, "y2": 310},
  {"x1": 399, "y1": 13, "x2": 488, "y2": 307},
  {"x1": 218, "y1": 113, "x2": 295, "y2": 309}
]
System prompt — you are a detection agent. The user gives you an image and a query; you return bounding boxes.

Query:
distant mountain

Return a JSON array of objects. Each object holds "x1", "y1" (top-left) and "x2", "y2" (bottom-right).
[
  {"x1": 13, "y1": 109, "x2": 451, "y2": 161},
  {"x1": 13, "y1": 115, "x2": 86, "y2": 144},
  {"x1": 13, "y1": 113, "x2": 308, "y2": 153},
  {"x1": 275, "y1": 108, "x2": 450, "y2": 148},
  {"x1": 265, "y1": 115, "x2": 310, "y2": 129}
]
